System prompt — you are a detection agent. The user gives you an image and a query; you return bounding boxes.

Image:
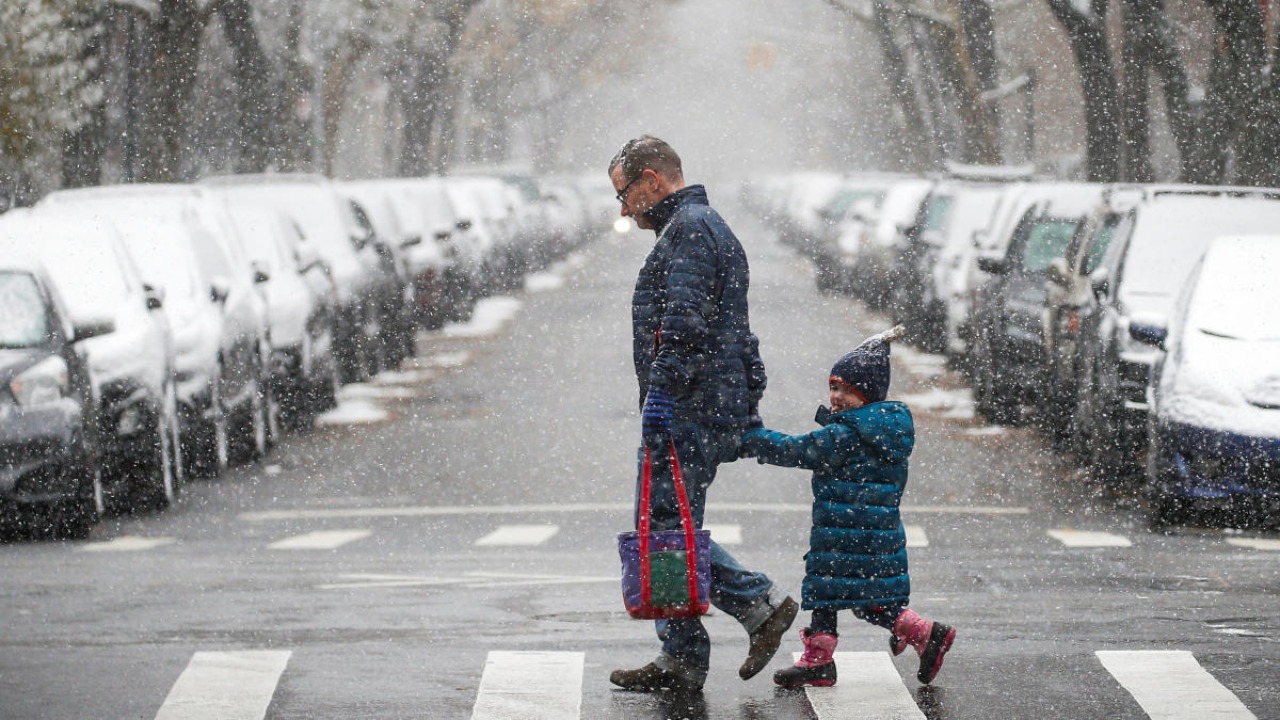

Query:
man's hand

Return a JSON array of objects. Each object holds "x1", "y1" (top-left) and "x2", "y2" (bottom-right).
[{"x1": 641, "y1": 387, "x2": 674, "y2": 439}]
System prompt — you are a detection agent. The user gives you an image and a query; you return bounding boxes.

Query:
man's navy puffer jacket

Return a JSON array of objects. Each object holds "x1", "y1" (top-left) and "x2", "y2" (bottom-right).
[{"x1": 632, "y1": 185, "x2": 766, "y2": 428}]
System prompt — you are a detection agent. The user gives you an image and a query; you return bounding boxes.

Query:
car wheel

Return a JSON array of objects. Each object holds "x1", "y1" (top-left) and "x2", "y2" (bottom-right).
[
  {"x1": 1148, "y1": 489, "x2": 1191, "y2": 530},
  {"x1": 189, "y1": 365, "x2": 230, "y2": 478},
  {"x1": 52, "y1": 463, "x2": 102, "y2": 540},
  {"x1": 137, "y1": 391, "x2": 180, "y2": 511}
]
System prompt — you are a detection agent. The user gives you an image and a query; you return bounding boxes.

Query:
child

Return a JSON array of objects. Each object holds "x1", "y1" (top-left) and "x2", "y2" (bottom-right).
[{"x1": 739, "y1": 325, "x2": 955, "y2": 687}]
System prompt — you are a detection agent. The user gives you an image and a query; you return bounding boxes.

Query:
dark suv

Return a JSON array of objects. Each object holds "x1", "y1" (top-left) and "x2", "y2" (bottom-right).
[
  {"x1": 968, "y1": 183, "x2": 1104, "y2": 423},
  {"x1": 1046, "y1": 185, "x2": 1280, "y2": 479},
  {"x1": 0, "y1": 261, "x2": 111, "y2": 538}
]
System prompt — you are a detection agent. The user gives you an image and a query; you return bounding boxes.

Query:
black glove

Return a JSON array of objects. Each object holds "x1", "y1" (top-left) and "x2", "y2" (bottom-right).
[{"x1": 746, "y1": 404, "x2": 764, "y2": 429}]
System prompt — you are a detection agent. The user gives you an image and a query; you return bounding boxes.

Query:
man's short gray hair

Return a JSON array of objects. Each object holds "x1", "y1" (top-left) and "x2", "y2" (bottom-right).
[{"x1": 609, "y1": 135, "x2": 683, "y2": 183}]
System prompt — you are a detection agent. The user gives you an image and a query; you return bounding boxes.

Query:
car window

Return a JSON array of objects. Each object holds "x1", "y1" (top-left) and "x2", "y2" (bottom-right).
[
  {"x1": 1020, "y1": 218, "x2": 1079, "y2": 273},
  {"x1": 1083, "y1": 214, "x2": 1121, "y2": 275},
  {"x1": 0, "y1": 272, "x2": 50, "y2": 348},
  {"x1": 922, "y1": 195, "x2": 952, "y2": 232}
]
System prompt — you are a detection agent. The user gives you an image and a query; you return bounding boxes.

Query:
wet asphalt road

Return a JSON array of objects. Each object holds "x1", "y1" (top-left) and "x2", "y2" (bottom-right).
[{"x1": 1, "y1": 200, "x2": 1278, "y2": 720}]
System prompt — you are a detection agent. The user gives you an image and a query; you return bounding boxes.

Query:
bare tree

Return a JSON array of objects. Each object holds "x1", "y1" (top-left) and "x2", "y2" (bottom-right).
[
  {"x1": 1047, "y1": 0, "x2": 1121, "y2": 181},
  {"x1": 1118, "y1": 0, "x2": 1193, "y2": 182}
]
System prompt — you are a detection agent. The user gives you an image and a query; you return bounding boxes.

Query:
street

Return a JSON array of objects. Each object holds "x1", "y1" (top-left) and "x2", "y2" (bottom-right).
[{"x1": 1, "y1": 200, "x2": 1277, "y2": 720}]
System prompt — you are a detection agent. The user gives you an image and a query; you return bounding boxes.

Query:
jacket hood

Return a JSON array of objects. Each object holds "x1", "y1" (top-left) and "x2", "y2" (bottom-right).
[
  {"x1": 816, "y1": 401, "x2": 914, "y2": 464},
  {"x1": 642, "y1": 185, "x2": 708, "y2": 233}
]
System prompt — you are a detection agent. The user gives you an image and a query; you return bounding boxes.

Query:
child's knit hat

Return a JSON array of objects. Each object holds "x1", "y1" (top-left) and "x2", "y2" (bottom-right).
[{"x1": 829, "y1": 325, "x2": 906, "y2": 404}]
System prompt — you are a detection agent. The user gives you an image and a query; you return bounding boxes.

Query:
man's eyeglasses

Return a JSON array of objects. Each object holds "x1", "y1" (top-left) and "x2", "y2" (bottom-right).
[{"x1": 615, "y1": 174, "x2": 643, "y2": 205}]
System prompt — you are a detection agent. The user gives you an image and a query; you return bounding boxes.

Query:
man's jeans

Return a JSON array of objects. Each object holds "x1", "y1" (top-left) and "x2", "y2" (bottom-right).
[{"x1": 635, "y1": 420, "x2": 778, "y2": 682}]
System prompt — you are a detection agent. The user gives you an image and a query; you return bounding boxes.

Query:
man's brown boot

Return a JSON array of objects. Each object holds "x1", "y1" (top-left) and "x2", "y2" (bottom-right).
[
  {"x1": 739, "y1": 595, "x2": 799, "y2": 680},
  {"x1": 610, "y1": 662, "x2": 703, "y2": 692}
]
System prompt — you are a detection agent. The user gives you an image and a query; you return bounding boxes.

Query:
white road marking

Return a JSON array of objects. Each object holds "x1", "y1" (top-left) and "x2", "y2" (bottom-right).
[
  {"x1": 470, "y1": 651, "x2": 582, "y2": 720},
  {"x1": 475, "y1": 525, "x2": 560, "y2": 547},
  {"x1": 905, "y1": 525, "x2": 928, "y2": 548},
  {"x1": 267, "y1": 529, "x2": 371, "y2": 550},
  {"x1": 703, "y1": 523, "x2": 742, "y2": 545},
  {"x1": 1227, "y1": 537, "x2": 1280, "y2": 551},
  {"x1": 239, "y1": 503, "x2": 1029, "y2": 522},
  {"x1": 154, "y1": 650, "x2": 291, "y2": 720},
  {"x1": 1097, "y1": 650, "x2": 1257, "y2": 720},
  {"x1": 1047, "y1": 529, "x2": 1132, "y2": 547},
  {"x1": 796, "y1": 651, "x2": 925, "y2": 720},
  {"x1": 318, "y1": 571, "x2": 617, "y2": 591},
  {"x1": 80, "y1": 536, "x2": 175, "y2": 552}
]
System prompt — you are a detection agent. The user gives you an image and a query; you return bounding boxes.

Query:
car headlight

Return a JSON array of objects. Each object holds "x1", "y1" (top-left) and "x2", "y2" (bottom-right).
[{"x1": 10, "y1": 356, "x2": 70, "y2": 407}]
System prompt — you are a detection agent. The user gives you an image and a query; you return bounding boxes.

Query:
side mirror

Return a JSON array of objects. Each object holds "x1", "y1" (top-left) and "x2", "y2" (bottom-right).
[
  {"x1": 350, "y1": 233, "x2": 369, "y2": 250},
  {"x1": 251, "y1": 261, "x2": 271, "y2": 285},
  {"x1": 1089, "y1": 267, "x2": 1110, "y2": 299},
  {"x1": 434, "y1": 230, "x2": 451, "y2": 243},
  {"x1": 1129, "y1": 320, "x2": 1168, "y2": 348},
  {"x1": 72, "y1": 318, "x2": 115, "y2": 342},
  {"x1": 401, "y1": 234, "x2": 423, "y2": 249},
  {"x1": 976, "y1": 255, "x2": 1008, "y2": 275},
  {"x1": 143, "y1": 284, "x2": 164, "y2": 310},
  {"x1": 1045, "y1": 258, "x2": 1070, "y2": 288},
  {"x1": 210, "y1": 276, "x2": 232, "y2": 304},
  {"x1": 456, "y1": 219, "x2": 473, "y2": 232}
]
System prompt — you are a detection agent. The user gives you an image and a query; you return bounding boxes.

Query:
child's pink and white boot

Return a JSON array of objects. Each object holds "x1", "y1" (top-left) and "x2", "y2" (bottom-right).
[
  {"x1": 891, "y1": 609, "x2": 955, "y2": 684},
  {"x1": 773, "y1": 629, "x2": 838, "y2": 688}
]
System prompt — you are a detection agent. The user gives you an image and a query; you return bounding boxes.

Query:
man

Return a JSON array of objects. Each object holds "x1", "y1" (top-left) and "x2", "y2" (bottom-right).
[{"x1": 608, "y1": 135, "x2": 798, "y2": 693}]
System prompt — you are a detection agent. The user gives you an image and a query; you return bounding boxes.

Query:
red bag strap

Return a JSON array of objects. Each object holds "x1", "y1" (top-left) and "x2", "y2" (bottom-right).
[{"x1": 638, "y1": 437, "x2": 701, "y2": 608}]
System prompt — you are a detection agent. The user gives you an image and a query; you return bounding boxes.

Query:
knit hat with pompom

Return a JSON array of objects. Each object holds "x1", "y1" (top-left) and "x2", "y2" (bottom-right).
[{"x1": 829, "y1": 325, "x2": 906, "y2": 404}]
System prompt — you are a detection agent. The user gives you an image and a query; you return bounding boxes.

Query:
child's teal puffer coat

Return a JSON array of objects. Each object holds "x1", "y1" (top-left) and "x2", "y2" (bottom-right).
[{"x1": 741, "y1": 401, "x2": 914, "y2": 611}]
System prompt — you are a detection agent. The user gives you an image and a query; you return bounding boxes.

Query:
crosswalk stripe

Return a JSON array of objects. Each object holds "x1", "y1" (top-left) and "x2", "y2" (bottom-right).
[
  {"x1": 1047, "y1": 529, "x2": 1132, "y2": 547},
  {"x1": 904, "y1": 525, "x2": 928, "y2": 548},
  {"x1": 475, "y1": 525, "x2": 560, "y2": 547},
  {"x1": 1227, "y1": 537, "x2": 1280, "y2": 551},
  {"x1": 704, "y1": 523, "x2": 742, "y2": 545},
  {"x1": 80, "y1": 535, "x2": 175, "y2": 552},
  {"x1": 268, "y1": 530, "x2": 371, "y2": 550},
  {"x1": 1097, "y1": 650, "x2": 1257, "y2": 720},
  {"x1": 471, "y1": 651, "x2": 582, "y2": 720},
  {"x1": 797, "y1": 651, "x2": 925, "y2": 719},
  {"x1": 154, "y1": 650, "x2": 291, "y2": 720}
]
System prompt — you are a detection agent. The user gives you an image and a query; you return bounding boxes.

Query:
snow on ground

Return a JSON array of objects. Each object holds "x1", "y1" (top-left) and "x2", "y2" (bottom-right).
[
  {"x1": 421, "y1": 351, "x2": 470, "y2": 369},
  {"x1": 337, "y1": 383, "x2": 416, "y2": 400},
  {"x1": 524, "y1": 271, "x2": 564, "y2": 293},
  {"x1": 316, "y1": 397, "x2": 389, "y2": 425},
  {"x1": 443, "y1": 296, "x2": 523, "y2": 338},
  {"x1": 894, "y1": 345, "x2": 949, "y2": 379},
  {"x1": 899, "y1": 387, "x2": 976, "y2": 420}
]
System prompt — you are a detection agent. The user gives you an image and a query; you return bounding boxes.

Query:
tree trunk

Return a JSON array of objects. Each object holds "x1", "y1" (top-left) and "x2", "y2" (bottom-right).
[
  {"x1": 1191, "y1": 0, "x2": 1270, "y2": 185},
  {"x1": 1120, "y1": 0, "x2": 1193, "y2": 182},
  {"x1": 137, "y1": 0, "x2": 206, "y2": 182},
  {"x1": 320, "y1": 33, "x2": 373, "y2": 176},
  {"x1": 1047, "y1": 0, "x2": 1122, "y2": 181},
  {"x1": 62, "y1": 7, "x2": 107, "y2": 189},
  {"x1": 218, "y1": 0, "x2": 274, "y2": 173},
  {"x1": 955, "y1": 0, "x2": 1001, "y2": 164},
  {"x1": 871, "y1": 2, "x2": 937, "y2": 170}
]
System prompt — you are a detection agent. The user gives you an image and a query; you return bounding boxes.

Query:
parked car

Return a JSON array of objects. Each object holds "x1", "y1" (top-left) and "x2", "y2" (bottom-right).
[
  {"x1": 200, "y1": 174, "x2": 393, "y2": 383},
  {"x1": 216, "y1": 200, "x2": 341, "y2": 428},
  {"x1": 844, "y1": 177, "x2": 934, "y2": 309},
  {"x1": 0, "y1": 211, "x2": 182, "y2": 513},
  {"x1": 1134, "y1": 235, "x2": 1280, "y2": 526},
  {"x1": 339, "y1": 179, "x2": 458, "y2": 330},
  {"x1": 0, "y1": 258, "x2": 110, "y2": 538},
  {"x1": 1050, "y1": 185, "x2": 1280, "y2": 479},
  {"x1": 40, "y1": 185, "x2": 272, "y2": 476},
  {"x1": 808, "y1": 176, "x2": 898, "y2": 292},
  {"x1": 966, "y1": 183, "x2": 1106, "y2": 423}
]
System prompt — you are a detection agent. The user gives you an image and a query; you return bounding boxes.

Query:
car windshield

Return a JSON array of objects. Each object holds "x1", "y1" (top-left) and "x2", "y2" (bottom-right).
[
  {"x1": 1122, "y1": 196, "x2": 1280, "y2": 296},
  {"x1": 1020, "y1": 219, "x2": 1079, "y2": 273},
  {"x1": 0, "y1": 272, "x2": 50, "y2": 349},
  {"x1": 921, "y1": 195, "x2": 952, "y2": 232},
  {"x1": 1191, "y1": 244, "x2": 1280, "y2": 341}
]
